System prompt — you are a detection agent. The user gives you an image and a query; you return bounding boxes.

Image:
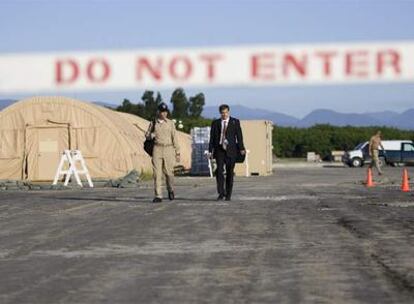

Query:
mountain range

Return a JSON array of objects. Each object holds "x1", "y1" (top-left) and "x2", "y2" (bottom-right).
[
  {"x1": 1, "y1": 99, "x2": 413, "y2": 130},
  {"x1": 202, "y1": 105, "x2": 414, "y2": 130}
]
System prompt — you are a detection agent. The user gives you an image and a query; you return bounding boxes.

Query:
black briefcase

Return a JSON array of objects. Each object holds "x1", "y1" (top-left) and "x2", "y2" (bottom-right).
[
  {"x1": 236, "y1": 147, "x2": 246, "y2": 163},
  {"x1": 144, "y1": 120, "x2": 156, "y2": 156},
  {"x1": 144, "y1": 138, "x2": 155, "y2": 156}
]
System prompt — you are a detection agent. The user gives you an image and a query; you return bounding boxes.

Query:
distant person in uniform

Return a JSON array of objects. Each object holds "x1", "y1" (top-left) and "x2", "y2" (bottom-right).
[
  {"x1": 208, "y1": 104, "x2": 245, "y2": 201},
  {"x1": 146, "y1": 103, "x2": 180, "y2": 203},
  {"x1": 369, "y1": 131, "x2": 385, "y2": 176}
]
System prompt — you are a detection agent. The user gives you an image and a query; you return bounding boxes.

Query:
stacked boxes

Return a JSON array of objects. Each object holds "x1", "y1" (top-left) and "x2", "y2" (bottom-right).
[{"x1": 191, "y1": 127, "x2": 211, "y2": 175}]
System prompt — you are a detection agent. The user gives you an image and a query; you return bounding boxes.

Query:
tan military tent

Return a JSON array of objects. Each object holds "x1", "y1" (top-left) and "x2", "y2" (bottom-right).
[{"x1": 0, "y1": 96, "x2": 191, "y2": 181}]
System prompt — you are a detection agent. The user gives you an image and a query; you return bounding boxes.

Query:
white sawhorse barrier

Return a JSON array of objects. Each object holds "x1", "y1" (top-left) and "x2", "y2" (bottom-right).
[{"x1": 53, "y1": 150, "x2": 94, "y2": 187}]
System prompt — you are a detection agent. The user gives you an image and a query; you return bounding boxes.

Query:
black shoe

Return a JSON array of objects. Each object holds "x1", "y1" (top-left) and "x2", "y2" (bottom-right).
[
  {"x1": 225, "y1": 196, "x2": 231, "y2": 201},
  {"x1": 217, "y1": 194, "x2": 225, "y2": 201},
  {"x1": 168, "y1": 191, "x2": 175, "y2": 201},
  {"x1": 152, "y1": 197, "x2": 162, "y2": 203}
]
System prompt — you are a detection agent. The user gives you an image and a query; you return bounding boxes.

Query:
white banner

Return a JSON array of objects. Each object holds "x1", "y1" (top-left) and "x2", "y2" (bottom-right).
[{"x1": 1, "y1": 41, "x2": 414, "y2": 93}]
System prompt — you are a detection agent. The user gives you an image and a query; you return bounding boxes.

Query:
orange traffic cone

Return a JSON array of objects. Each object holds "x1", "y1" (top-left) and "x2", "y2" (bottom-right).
[
  {"x1": 401, "y1": 168, "x2": 410, "y2": 192},
  {"x1": 366, "y1": 168, "x2": 375, "y2": 187}
]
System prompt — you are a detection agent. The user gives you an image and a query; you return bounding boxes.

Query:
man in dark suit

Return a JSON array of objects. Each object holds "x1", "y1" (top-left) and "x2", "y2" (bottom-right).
[{"x1": 208, "y1": 104, "x2": 245, "y2": 201}]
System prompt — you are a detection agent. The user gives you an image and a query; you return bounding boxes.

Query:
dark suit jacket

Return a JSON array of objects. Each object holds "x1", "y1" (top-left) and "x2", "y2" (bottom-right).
[{"x1": 209, "y1": 117, "x2": 245, "y2": 158}]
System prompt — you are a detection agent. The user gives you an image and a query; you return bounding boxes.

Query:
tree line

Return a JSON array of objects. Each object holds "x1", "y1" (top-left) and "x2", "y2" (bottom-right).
[
  {"x1": 116, "y1": 88, "x2": 212, "y2": 133},
  {"x1": 115, "y1": 90, "x2": 414, "y2": 159},
  {"x1": 273, "y1": 125, "x2": 414, "y2": 159}
]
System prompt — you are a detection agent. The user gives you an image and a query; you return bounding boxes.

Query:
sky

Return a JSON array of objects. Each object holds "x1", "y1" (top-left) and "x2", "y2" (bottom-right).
[{"x1": 1, "y1": 0, "x2": 414, "y2": 118}]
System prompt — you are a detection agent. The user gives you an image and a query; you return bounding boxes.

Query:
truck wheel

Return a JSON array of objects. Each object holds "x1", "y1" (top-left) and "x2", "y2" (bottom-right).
[{"x1": 351, "y1": 157, "x2": 363, "y2": 167}]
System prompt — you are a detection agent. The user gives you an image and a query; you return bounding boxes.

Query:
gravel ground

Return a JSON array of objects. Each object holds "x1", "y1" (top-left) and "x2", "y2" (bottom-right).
[{"x1": 0, "y1": 166, "x2": 413, "y2": 304}]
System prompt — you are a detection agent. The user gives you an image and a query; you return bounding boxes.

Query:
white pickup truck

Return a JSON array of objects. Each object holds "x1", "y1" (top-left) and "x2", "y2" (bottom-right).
[{"x1": 343, "y1": 140, "x2": 414, "y2": 167}]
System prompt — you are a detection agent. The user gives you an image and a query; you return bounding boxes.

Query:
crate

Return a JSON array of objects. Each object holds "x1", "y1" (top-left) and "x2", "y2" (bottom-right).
[
  {"x1": 191, "y1": 127, "x2": 211, "y2": 144},
  {"x1": 190, "y1": 163, "x2": 210, "y2": 175},
  {"x1": 191, "y1": 143, "x2": 210, "y2": 161},
  {"x1": 234, "y1": 120, "x2": 273, "y2": 176}
]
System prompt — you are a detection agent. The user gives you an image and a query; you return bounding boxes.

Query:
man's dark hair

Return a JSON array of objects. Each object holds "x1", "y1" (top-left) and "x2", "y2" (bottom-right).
[{"x1": 219, "y1": 104, "x2": 230, "y2": 112}]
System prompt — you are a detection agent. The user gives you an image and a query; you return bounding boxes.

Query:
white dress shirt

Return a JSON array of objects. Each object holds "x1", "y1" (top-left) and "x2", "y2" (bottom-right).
[{"x1": 220, "y1": 118, "x2": 230, "y2": 145}]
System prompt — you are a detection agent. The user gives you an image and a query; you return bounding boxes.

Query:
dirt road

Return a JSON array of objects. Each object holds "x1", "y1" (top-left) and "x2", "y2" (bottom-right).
[{"x1": 0, "y1": 167, "x2": 413, "y2": 303}]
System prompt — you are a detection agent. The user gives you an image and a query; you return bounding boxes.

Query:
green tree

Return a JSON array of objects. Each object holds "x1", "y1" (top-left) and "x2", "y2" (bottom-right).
[
  {"x1": 155, "y1": 91, "x2": 163, "y2": 106},
  {"x1": 273, "y1": 124, "x2": 414, "y2": 159},
  {"x1": 116, "y1": 98, "x2": 145, "y2": 118},
  {"x1": 141, "y1": 90, "x2": 158, "y2": 119},
  {"x1": 135, "y1": 103, "x2": 146, "y2": 117},
  {"x1": 170, "y1": 88, "x2": 189, "y2": 119},
  {"x1": 188, "y1": 93, "x2": 205, "y2": 118},
  {"x1": 117, "y1": 98, "x2": 133, "y2": 113},
  {"x1": 115, "y1": 89, "x2": 214, "y2": 135},
  {"x1": 179, "y1": 117, "x2": 213, "y2": 133}
]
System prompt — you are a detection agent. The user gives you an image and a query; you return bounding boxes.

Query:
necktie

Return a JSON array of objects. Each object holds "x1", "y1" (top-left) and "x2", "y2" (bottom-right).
[{"x1": 222, "y1": 120, "x2": 228, "y2": 150}]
